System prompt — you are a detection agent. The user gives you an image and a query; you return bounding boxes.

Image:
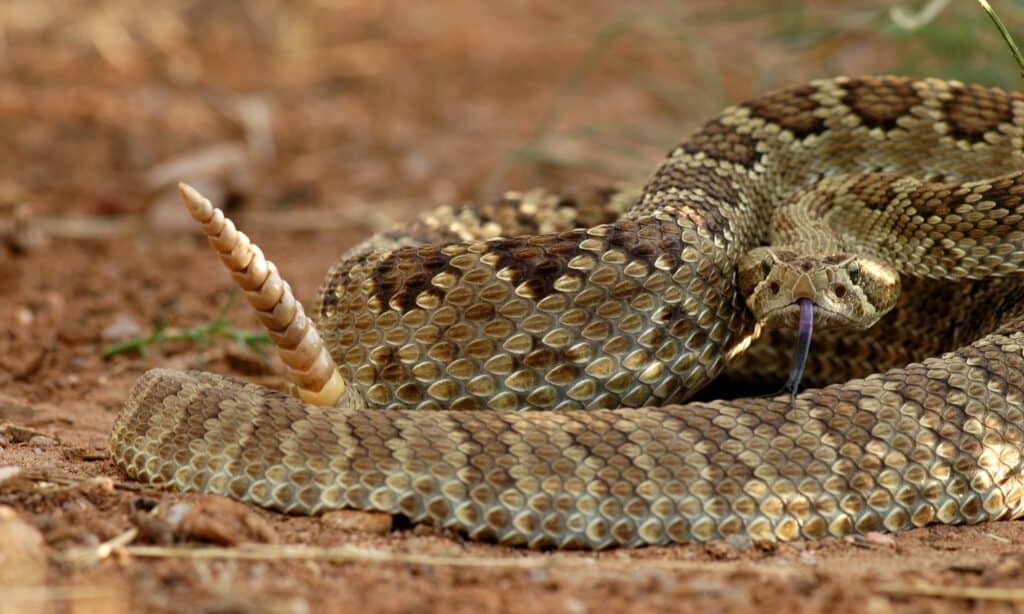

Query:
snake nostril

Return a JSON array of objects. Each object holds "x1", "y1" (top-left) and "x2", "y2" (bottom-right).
[
  {"x1": 834, "y1": 284, "x2": 847, "y2": 298},
  {"x1": 769, "y1": 281, "x2": 781, "y2": 295}
]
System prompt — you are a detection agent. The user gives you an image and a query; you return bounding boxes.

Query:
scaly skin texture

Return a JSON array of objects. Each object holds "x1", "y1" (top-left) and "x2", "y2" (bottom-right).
[{"x1": 112, "y1": 76, "x2": 1024, "y2": 548}]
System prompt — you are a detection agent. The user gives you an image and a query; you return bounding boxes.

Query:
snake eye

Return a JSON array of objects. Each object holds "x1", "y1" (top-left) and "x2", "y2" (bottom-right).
[
  {"x1": 760, "y1": 256, "x2": 773, "y2": 279},
  {"x1": 847, "y1": 261, "x2": 861, "y2": 284}
]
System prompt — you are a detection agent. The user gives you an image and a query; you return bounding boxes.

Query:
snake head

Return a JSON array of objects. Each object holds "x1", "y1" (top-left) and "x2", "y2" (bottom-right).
[{"x1": 738, "y1": 247, "x2": 900, "y2": 331}]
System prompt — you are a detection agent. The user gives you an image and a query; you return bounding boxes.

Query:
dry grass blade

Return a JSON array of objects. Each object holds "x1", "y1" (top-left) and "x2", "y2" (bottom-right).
[
  {"x1": 17, "y1": 467, "x2": 154, "y2": 494},
  {"x1": 889, "y1": 0, "x2": 951, "y2": 30},
  {"x1": 877, "y1": 582, "x2": 1024, "y2": 602},
  {"x1": 36, "y1": 215, "x2": 143, "y2": 240},
  {"x1": 124, "y1": 543, "x2": 800, "y2": 576},
  {"x1": 977, "y1": 0, "x2": 1024, "y2": 78},
  {"x1": 983, "y1": 532, "x2": 1011, "y2": 544},
  {"x1": 58, "y1": 528, "x2": 139, "y2": 568},
  {"x1": 3, "y1": 586, "x2": 124, "y2": 604}
]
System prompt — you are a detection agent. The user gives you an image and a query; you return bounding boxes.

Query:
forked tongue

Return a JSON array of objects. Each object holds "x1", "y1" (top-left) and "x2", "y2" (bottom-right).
[{"x1": 782, "y1": 298, "x2": 814, "y2": 400}]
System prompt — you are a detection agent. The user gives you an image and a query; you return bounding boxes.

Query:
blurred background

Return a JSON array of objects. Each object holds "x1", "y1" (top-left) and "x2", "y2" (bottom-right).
[
  {"x1": 5, "y1": 0, "x2": 1024, "y2": 390},
  {"x1": 2, "y1": 0, "x2": 1024, "y2": 392},
  {"x1": 2, "y1": 0, "x2": 1023, "y2": 224}
]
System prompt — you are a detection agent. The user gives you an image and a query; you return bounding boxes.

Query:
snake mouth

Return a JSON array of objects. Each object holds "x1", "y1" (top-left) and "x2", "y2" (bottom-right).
[{"x1": 761, "y1": 301, "x2": 860, "y2": 329}]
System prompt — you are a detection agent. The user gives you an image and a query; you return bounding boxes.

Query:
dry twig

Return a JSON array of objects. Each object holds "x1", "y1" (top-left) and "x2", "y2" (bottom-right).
[
  {"x1": 123, "y1": 542, "x2": 801, "y2": 577},
  {"x1": 877, "y1": 582, "x2": 1024, "y2": 602}
]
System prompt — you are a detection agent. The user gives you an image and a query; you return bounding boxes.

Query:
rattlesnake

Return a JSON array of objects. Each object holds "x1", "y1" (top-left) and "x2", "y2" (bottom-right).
[{"x1": 110, "y1": 76, "x2": 1024, "y2": 549}]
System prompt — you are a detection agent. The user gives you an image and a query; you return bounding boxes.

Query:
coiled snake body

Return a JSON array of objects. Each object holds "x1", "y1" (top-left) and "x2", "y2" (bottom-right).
[{"x1": 111, "y1": 76, "x2": 1024, "y2": 549}]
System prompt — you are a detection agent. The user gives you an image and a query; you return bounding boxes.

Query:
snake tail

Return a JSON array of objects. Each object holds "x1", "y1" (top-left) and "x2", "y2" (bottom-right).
[{"x1": 177, "y1": 183, "x2": 348, "y2": 406}]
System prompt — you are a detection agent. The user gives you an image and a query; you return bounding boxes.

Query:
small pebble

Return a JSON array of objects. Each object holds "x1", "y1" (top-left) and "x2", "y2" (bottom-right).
[
  {"x1": 165, "y1": 502, "x2": 192, "y2": 528},
  {"x1": 28, "y1": 435, "x2": 57, "y2": 447},
  {"x1": 101, "y1": 313, "x2": 142, "y2": 342},
  {"x1": 725, "y1": 533, "x2": 753, "y2": 551},
  {"x1": 166, "y1": 495, "x2": 279, "y2": 545},
  {"x1": 0, "y1": 466, "x2": 23, "y2": 485},
  {"x1": 799, "y1": 550, "x2": 819, "y2": 565},
  {"x1": 864, "y1": 531, "x2": 897, "y2": 549},
  {"x1": 562, "y1": 597, "x2": 586, "y2": 614},
  {"x1": 0, "y1": 506, "x2": 47, "y2": 590},
  {"x1": 15, "y1": 307, "x2": 32, "y2": 326}
]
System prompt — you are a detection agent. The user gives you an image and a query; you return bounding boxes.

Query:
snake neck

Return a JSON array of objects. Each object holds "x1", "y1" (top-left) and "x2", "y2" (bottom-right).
[{"x1": 737, "y1": 177, "x2": 904, "y2": 333}]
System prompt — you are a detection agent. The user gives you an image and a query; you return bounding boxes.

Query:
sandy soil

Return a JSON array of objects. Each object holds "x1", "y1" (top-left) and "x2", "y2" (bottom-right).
[{"x1": 3, "y1": 2, "x2": 1024, "y2": 612}]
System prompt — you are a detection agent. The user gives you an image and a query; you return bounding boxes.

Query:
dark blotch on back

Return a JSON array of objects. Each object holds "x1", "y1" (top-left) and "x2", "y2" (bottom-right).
[
  {"x1": 319, "y1": 279, "x2": 341, "y2": 313},
  {"x1": 372, "y1": 245, "x2": 456, "y2": 312},
  {"x1": 642, "y1": 164, "x2": 734, "y2": 236},
  {"x1": 848, "y1": 173, "x2": 901, "y2": 212},
  {"x1": 841, "y1": 76, "x2": 921, "y2": 131},
  {"x1": 486, "y1": 232, "x2": 586, "y2": 299},
  {"x1": 371, "y1": 251, "x2": 403, "y2": 309},
  {"x1": 605, "y1": 220, "x2": 662, "y2": 271},
  {"x1": 915, "y1": 175, "x2": 1023, "y2": 222},
  {"x1": 942, "y1": 83, "x2": 1016, "y2": 143},
  {"x1": 681, "y1": 119, "x2": 761, "y2": 168},
  {"x1": 745, "y1": 84, "x2": 827, "y2": 139}
]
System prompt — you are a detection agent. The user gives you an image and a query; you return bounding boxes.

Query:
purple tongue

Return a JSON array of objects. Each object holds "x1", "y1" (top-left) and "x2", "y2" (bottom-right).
[
  {"x1": 782, "y1": 298, "x2": 814, "y2": 400},
  {"x1": 797, "y1": 297, "x2": 814, "y2": 338}
]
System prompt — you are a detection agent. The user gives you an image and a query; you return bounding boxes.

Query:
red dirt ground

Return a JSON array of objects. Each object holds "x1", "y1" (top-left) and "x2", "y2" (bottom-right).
[{"x1": 3, "y1": 2, "x2": 1024, "y2": 612}]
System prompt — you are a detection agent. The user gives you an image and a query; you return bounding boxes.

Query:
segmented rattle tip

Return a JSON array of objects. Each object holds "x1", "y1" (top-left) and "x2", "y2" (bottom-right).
[{"x1": 177, "y1": 182, "x2": 347, "y2": 407}]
